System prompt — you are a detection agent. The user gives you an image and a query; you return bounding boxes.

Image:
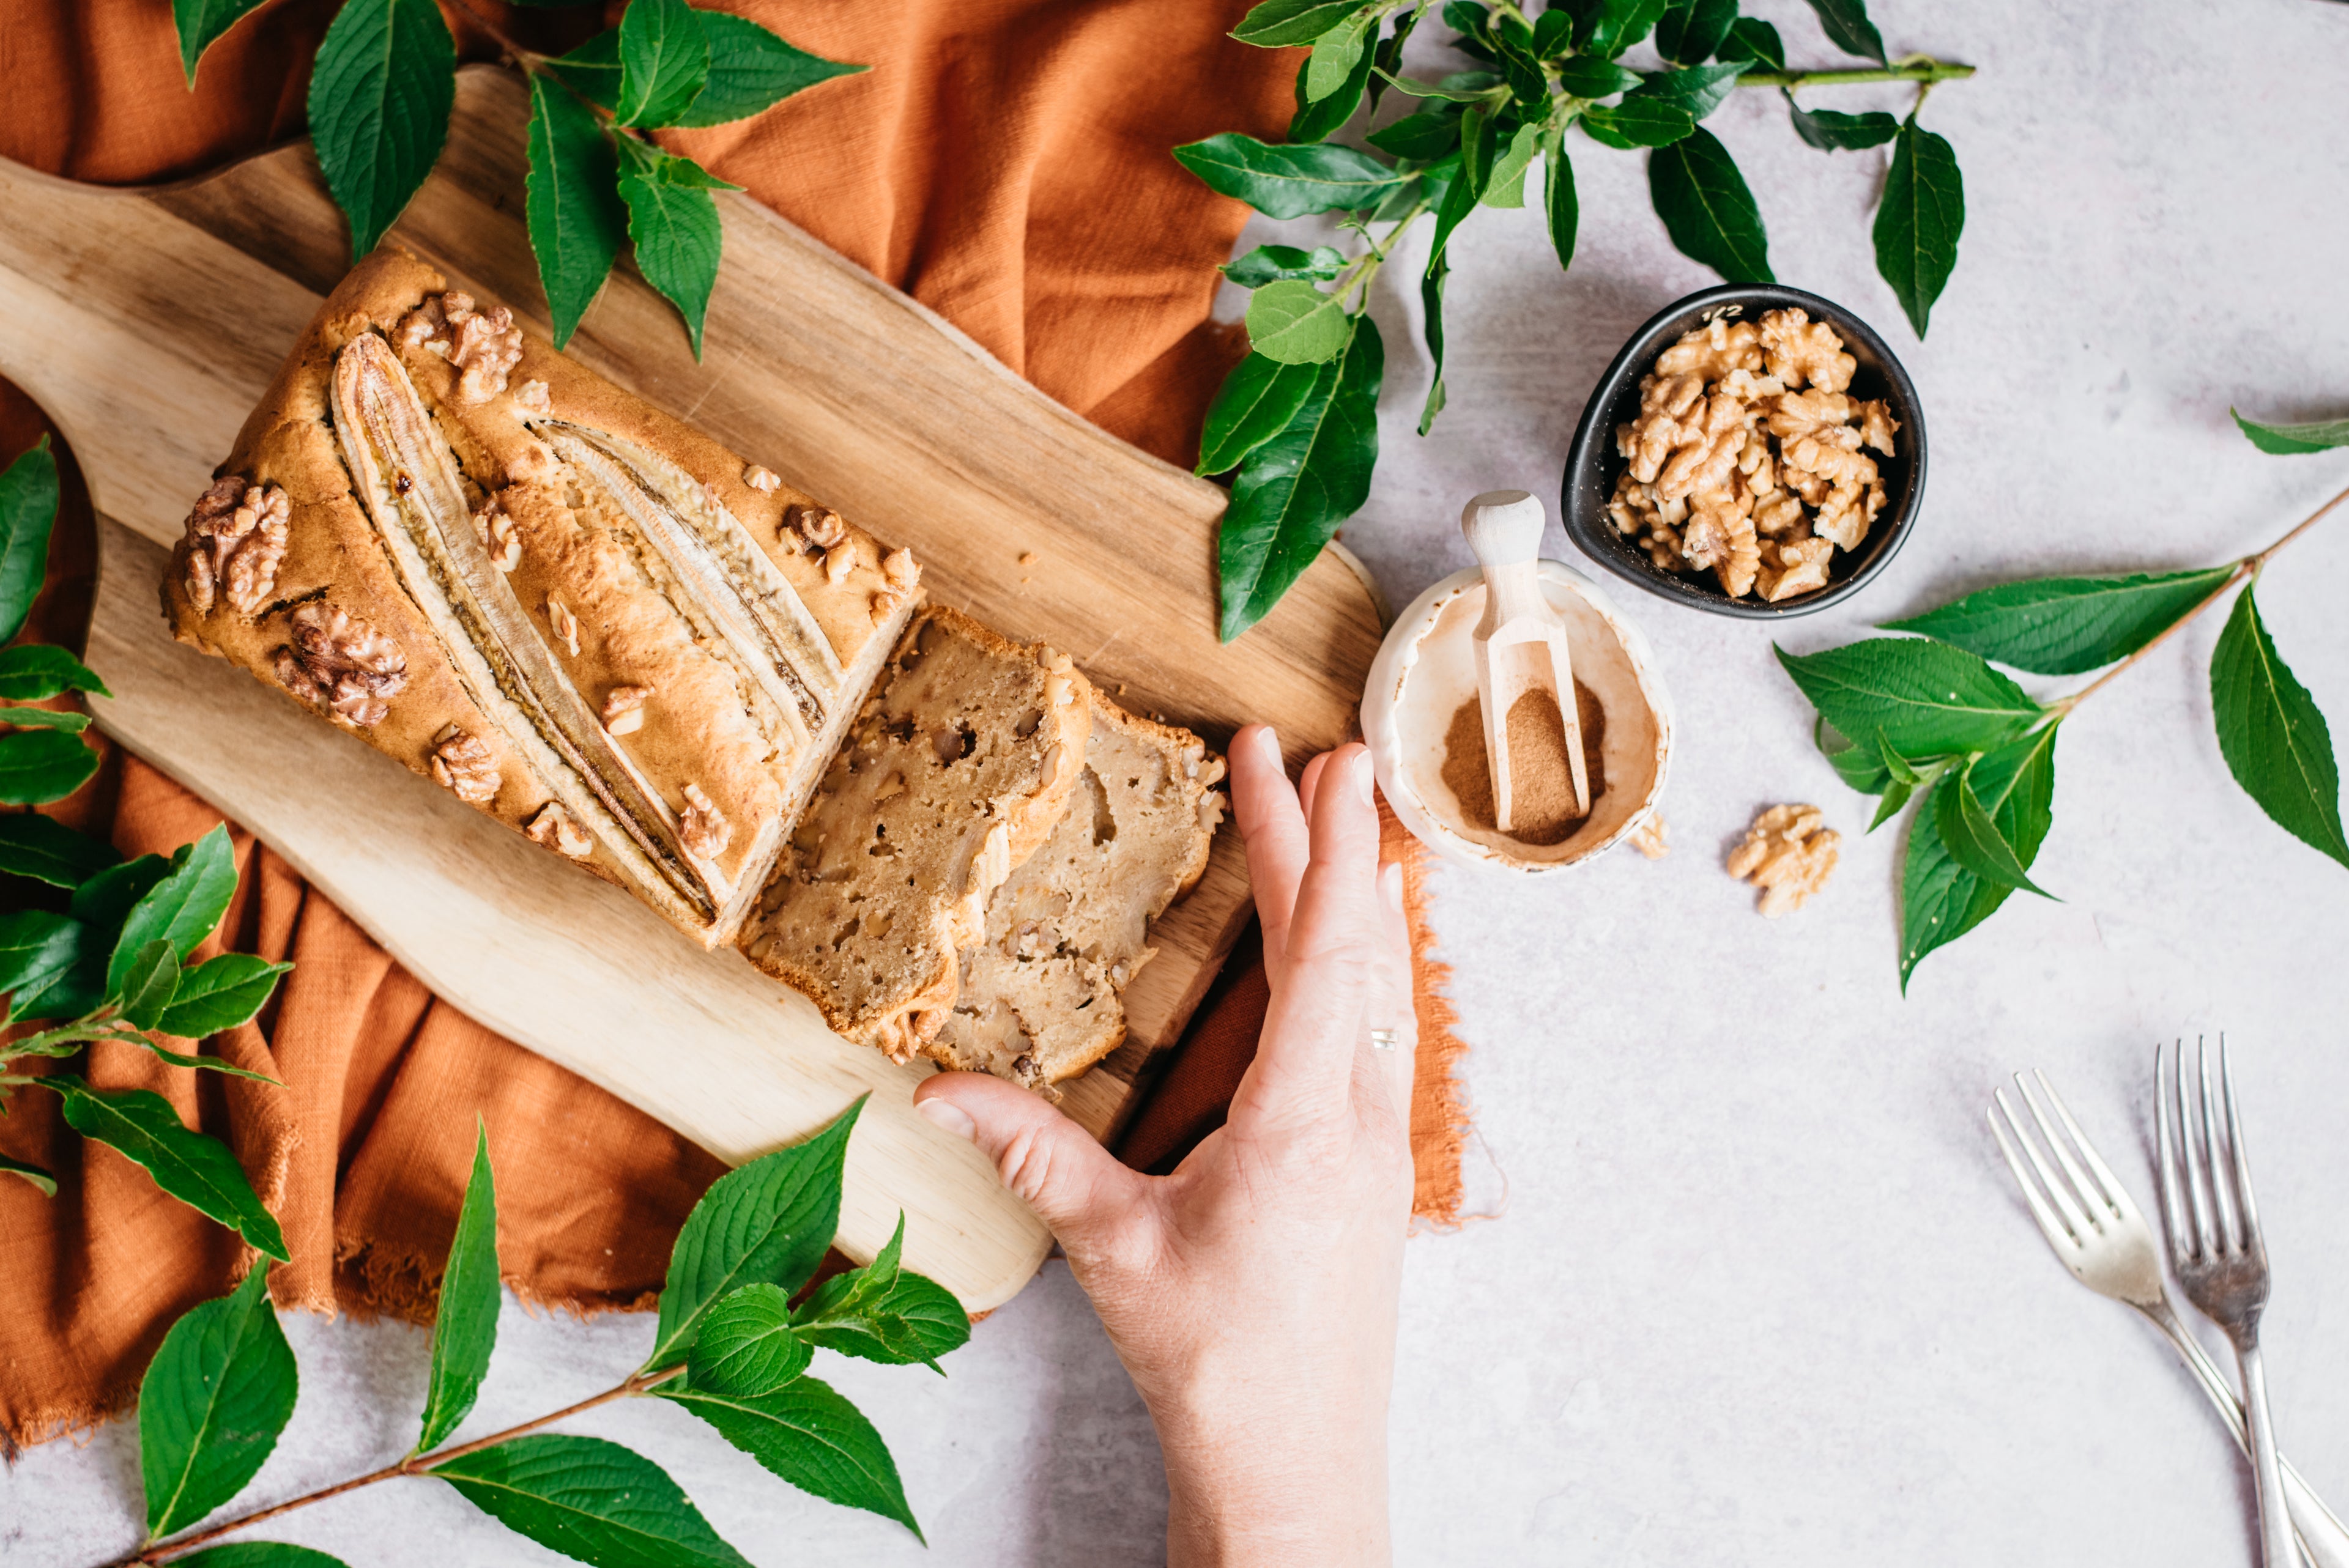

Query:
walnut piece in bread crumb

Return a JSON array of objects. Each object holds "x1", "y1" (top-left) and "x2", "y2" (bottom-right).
[
  {"x1": 1726, "y1": 804, "x2": 1839, "y2": 916},
  {"x1": 1608, "y1": 310, "x2": 1896, "y2": 603}
]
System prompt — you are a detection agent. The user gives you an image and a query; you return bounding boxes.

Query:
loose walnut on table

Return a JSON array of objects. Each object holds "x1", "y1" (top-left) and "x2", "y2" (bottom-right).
[{"x1": 1726, "y1": 804, "x2": 1839, "y2": 916}]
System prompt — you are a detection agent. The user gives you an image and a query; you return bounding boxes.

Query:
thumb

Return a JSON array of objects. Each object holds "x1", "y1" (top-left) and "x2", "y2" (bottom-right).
[{"x1": 915, "y1": 1072, "x2": 1148, "y2": 1248}]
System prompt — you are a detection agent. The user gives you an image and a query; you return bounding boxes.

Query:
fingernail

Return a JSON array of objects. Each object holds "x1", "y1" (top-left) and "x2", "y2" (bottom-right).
[
  {"x1": 1255, "y1": 727, "x2": 1282, "y2": 766},
  {"x1": 1381, "y1": 860, "x2": 1405, "y2": 914},
  {"x1": 1352, "y1": 748, "x2": 1375, "y2": 807},
  {"x1": 917, "y1": 1097, "x2": 976, "y2": 1141}
]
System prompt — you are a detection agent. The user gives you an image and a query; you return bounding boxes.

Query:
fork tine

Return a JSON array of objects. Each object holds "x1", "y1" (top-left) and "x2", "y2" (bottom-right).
[
  {"x1": 2031, "y1": 1068, "x2": 2134, "y2": 1218},
  {"x1": 2221, "y1": 1036, "x2": 2265, "y2": 1250},
  {"x1": 1994, "y1": 1086, "x2": 2091, "y2": 1242},
  {"x1": 2176, "y1": 1037, "x2": 2220, "y2": 1261},
  {"x1": 2198, "y1": 1035, "x2": 2241, "y2": 1255},
  {"x1": 2154, "y1": 1041, "x2": 2194, "y2": 1265},
  {"x1": 1989, "y1": 1105, "x2": 2080, "y2": 1257},
  {"x1": 2015, "y1": 1073, "x2": 2110, "y2": 1229}
]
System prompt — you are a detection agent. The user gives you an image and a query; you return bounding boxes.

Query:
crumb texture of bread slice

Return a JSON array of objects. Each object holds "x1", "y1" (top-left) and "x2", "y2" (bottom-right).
[
  {"x1": 930, "y1": 697, "x2": 1225, "y2": 1090},
  {"x1": 742, "y1": 606, "x2": 1091, "y2": 1060}
]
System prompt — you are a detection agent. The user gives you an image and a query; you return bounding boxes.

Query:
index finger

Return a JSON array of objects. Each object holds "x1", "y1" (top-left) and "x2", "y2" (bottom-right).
[{"x1": 1229, "y1": 725, "x2": 1311, "y2": 975}]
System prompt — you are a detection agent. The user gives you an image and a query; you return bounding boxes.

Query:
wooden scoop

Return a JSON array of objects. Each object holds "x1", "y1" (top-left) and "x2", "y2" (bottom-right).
[{"x1": 1460, "y1": 489, "x2": 1589, "y2": 830}]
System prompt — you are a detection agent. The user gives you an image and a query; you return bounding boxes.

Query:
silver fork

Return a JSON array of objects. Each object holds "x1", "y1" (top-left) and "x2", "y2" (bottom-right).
[
  {"x1": 1991, "y1": 1068, "x2": 2349, "y2": 1568},
  {"x1": 2158, "y1": 1038, "x2": 2300, "y2": 1568}
]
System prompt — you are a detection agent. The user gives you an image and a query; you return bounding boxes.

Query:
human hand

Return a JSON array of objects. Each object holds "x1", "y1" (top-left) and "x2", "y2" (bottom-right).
[{"x1": 914, "y1": 728, "x2": 1416, "y2": 1566}]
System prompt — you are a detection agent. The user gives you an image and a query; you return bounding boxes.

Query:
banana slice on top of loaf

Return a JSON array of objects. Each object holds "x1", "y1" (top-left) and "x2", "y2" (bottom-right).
[
  {"x1": 930, "y1": 695, "x2": 1226, "y2": 1092},
  {"x1": 741, "y1": 607, "x2": 1091, "y2": 1062}
]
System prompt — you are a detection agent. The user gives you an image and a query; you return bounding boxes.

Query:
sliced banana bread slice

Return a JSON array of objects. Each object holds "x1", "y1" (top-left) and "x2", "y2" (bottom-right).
[
  {"x1": 741, "y1": 606, "x2": 1090, "y2": 1060},
  {"x1": 929, "y1": 697, "x2": 1226, "y2": 1091}
]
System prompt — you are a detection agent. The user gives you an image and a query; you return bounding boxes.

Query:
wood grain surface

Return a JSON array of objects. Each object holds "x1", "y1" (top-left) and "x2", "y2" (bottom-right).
[{"x1": 0, "y1": 68, "x2": 1381, "y2": 1309}]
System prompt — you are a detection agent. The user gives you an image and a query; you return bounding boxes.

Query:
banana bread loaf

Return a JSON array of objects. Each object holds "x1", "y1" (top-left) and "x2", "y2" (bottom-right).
[
  {"x1": 161, "y1": 248, "x2": 919, "y2": 948},
  {"x1": 740, "y1": 607, "x2": 1091, "y2": 1060},
  {"x1": 929, "y1": 695, "x2": 1225, "y2": 1090}
]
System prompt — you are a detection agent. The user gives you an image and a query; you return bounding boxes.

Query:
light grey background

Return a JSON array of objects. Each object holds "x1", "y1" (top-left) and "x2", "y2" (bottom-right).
[{"x1": 10, "y1": 0, "x2": 2349, "y2": 1561}]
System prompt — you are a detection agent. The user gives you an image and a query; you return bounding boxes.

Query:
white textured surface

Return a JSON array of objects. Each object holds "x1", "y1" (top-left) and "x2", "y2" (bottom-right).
[{"x1": 10, "y1": 0, "x2": 2349, "y2": 1561}]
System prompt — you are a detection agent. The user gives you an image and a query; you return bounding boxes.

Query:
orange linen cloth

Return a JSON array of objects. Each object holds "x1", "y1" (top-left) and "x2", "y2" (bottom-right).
[{"x1": 0, "y1": 0, "x2": 1471, "y2": 1452}]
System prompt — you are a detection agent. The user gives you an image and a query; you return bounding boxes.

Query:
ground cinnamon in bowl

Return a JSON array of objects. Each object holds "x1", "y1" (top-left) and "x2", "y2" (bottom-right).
[{"x1": 1439, "y1": 680, "x2": 1606, "y2": 846}]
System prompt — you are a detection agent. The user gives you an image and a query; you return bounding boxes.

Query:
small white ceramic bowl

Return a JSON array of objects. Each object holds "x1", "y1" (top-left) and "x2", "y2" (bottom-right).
[{"x1": 1362, "y1": 560, "x2": 1674, "y2": 875}]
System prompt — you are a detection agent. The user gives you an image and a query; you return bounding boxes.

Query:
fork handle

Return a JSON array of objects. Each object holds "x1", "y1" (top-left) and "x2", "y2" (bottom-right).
[
  {"x1": 2240, "y1": 1340, "x2": 2303, "y2": 1568},
  {"x1": 2140, "y1": 1304, "x2": 2349, "y2": 1568}
]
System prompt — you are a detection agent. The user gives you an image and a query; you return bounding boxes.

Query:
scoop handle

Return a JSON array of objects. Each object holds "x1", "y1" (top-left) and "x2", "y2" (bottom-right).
[{"x1": 1461, "y1": 490, "x2": 1550, "y2": 635}]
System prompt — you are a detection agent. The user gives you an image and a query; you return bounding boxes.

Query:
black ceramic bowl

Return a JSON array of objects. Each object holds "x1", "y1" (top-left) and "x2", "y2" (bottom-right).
[{"x1": 1561, "y1": 283, "x2": 1926, "y2": 619}]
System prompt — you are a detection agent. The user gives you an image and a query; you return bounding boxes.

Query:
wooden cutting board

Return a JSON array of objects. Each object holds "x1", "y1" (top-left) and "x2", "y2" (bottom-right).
[{"x1": 0, "y1": 68, "x2": 1380, "y2": 1311}]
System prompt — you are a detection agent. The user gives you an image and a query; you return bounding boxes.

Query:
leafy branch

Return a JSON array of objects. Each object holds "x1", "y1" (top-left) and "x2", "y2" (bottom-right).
[
  {"x1": 176, "y1": 0, "x2": 865, "y2": 357},
  {"x1": 0, "y1": 443, "x2": 293, "y2": 1245},
  {"x1": 1177, "y1": 0, "x2": 1973, "y2": 639},
  {"x1": 99, "y1": 1102, "x2": 968, "y2": 1567},
  {"x1": 1775, "y1": 413, "x2": 2349, "y2": 988}
]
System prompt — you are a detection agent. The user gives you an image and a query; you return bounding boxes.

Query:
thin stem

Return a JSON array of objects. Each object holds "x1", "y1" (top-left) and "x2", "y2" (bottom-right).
[
  {"x1": 2046, "y1": 478, "x2": 2349, "y2": 718},
  {"x1": 1739, "y1": 61, "x2": 1976, "y2": 91},
  {"x1": 125, "y1": 1366, "x2": 686, "y2": 1566},
  {"x1": 443, "y1": 0, "x2": 546, "y2": 70}
]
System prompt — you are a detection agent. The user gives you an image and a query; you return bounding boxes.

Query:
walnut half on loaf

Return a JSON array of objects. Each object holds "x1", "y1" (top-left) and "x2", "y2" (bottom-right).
[{"x1": 161, "y1": 249, "x2": 919, "y2": 948}]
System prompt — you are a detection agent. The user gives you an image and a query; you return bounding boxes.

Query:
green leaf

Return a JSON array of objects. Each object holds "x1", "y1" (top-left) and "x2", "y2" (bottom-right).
[
  {"x1": 546, "y1": 28, "x2": 622, "y2": 111},
  {"x1": 1304, "y1": 17, "x2": 1370, "y2": 102},
  {"x1": 1365, "y1": 107, "x2": 1462, "y2": 161},
  {"x1": 1882, "y1": 568, "x2": 2236, "y2": 675},
  {"x1": 1820, "y1": 722, "x2": 1893, "y2": 794},
  {"x1": 308, "y1": 0, "x2": 456, "y2": 256},
  {"x1": 1715, "y1": 17, "x2": 1784, "y2": 72},
  {"x1": 0, "y1": 1154, "x2": 56, "y2": 1196},
  {"x1": 1366, "y1": 7, "x2": 1419, "y2": 112},
  {"x1": 1868, "y1": 775, "x2": 1915, "y2": 832},
  {"x1": 614, "y1": 0, "x2": 709, "y2": 127},
  {"x1": 1418, "y1": 247, "x2": 1448, "y2": 437},
  {"x1": 1245, "y1": 280, "x2": 1353, "y2": 365},
  {"x1": 48, "y1": 1075, "x2": 288, "y2": 1258},
  {"x1": 1629, "y1": 61, "x2": 1750, "y2": 122},
  {"x1": 1233, "y1": 0, "x2": 1364, "y2": 47},
  {"x1": 1220, "y1": 316, "x2": 1382, "y2": 641},
  {"x1": 1581, "y1": 98, "x2": 1698, "y2": 149},
  {"x1": 674, "y1": 12, "x2": 864, "y2": 128},
  {"x1": 0, "y1": 910, "x2": 89, "y2": 1004},
  {"x1": 792, "y1": 1215, "x2": 971, "y2": 1370},
  {"x1": 2232, "y1": 410, "x2": 2349, "y2": 455},
  {"x1": 1656, "y1": 0, "x2": 1739, "y2": 65},
  {"x1": 432, "y1": 1435, "x2": 754, "y2": 1568},
  {"x1": 417, "y1": 1120, "x2": 501, "y2": 1452},
  {"x1": 1803, "y1": 0, "x2": 1887, "y2": 64},
  {"x1": 1171, "y1": 134, "x2": 1401, "y2": 220},
  {"x1": 1457, "y1": 105, "x2": 1499, "y2": 203},
  {"x1": 0, "y1": 644, "x2": 111, "y2": 701},
  {"x1": 73, "y1": 852, "x2": 171, "y2": 930},
  {"x1": 2211, "y1": 582, "x2": 2348, "y2": 868},
  {"x1": 173, "y1": 1546, "x2": 354, "y2": 1568},
  {"x1": 1425, "y1": 130, "x2": 1482, "y2": 266},
  {"x1": 9, "y1": 917, "x2": 104, "y2": 1023},
  {"x1": 125, "y1": 1042, "x2": 280, "y2": 1084},
  {"x1": 1874, "y1": 115, "x2": 1964, "y2": 336},
  {"x1": 1648, "y1": 127, "x2": 1772, "y2": 281},
  {"x1": 1479, "y1": 120, "x2": 1543, "y2": 209},
  {"x1": 1197, "y1": 355, "x2": 1321, "y2": 476},
  {"x1": 13, "y1": 856, "x2": 163, "y2": 1021},
  {"x1": 1288, "y1": 39, "x2": 1376, "y2": 144},
  {"x1": 685, "y1": 1282, "x2": 811, "y2": 1396},
  {"x1": 139, "y1": 1265, "x2": 297, "y2": 1539},
  {"x1": 1899, "y1": 727, "x2": 2057, "y2": 987},
  {"x1": 1374, "y1": 68, "x2": 1504, "y2": 103},
  {"x1": 173, "y1": 0, "x2": 272, "y2": 86},
  {"x1": 617, "y1": 147, "x2": 730, "y2": 360},
  {"x1": 1543, "y1": 128, "x2": 1578, "y2": 273},
  {"x1": 1784, "y1": 93, "x2": 1899, "y2": 150},
  {"x1": 1935, "y1": 764, "x2": 2054, "y2": 897},
  {"x1": 647, "y1": 1096, "x2": 863, "y2": 1370},
  {"x1": 1776, "y1": 638, "x2": 2041, "y2": 760},
  {"x1": 1222, "y1": 245, "x2": 1348, "y2": 289},
  {"x1": 0, "y1": 729, "x2": 98, "y2": 806},
  {"x1": 0, "y1": 438, "x2": 60, "y2": 647},
  {"x1": 1583, "y1": 0, "x2": 1671, "y2": 58},
  {"x1": 1552, "y1": 57, "x2": 1643, "y2": 98},
  {"x1": 1, "y1": 706, "x2": 91, "y2": 731},
  {"x1": 154, "y1": 954, "x2": 291, "y2": 1039},
  {"x1": 117, "y1": 939, "x2": 182, "y2": 1032},
  {"x1": 109, "y1": 824, "x2": 237, "y2": 998},
  {"x1": 662, "y1": 1377, "x2": 919, "y2": 1537},
  {"x1": 0, "y1": 816, "x2": 113, "y2": 887},
  {"x1": 524, "y1": 75, "x2": 627, "y2": 351}
]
